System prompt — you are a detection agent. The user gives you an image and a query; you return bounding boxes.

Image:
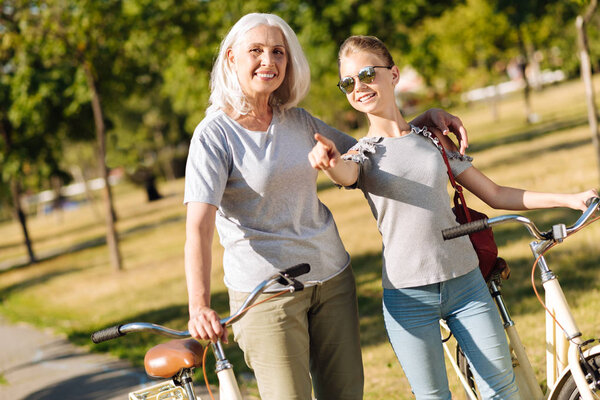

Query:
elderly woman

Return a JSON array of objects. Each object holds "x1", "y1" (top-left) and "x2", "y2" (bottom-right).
[{"x1": 183, "y1": 13, "x2": 468, "y2": 400}]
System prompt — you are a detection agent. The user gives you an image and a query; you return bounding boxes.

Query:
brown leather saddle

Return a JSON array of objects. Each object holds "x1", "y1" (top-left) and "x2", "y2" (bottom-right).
[{"x1": 144, "y1": 338, "x2": 204, "y2": 378}]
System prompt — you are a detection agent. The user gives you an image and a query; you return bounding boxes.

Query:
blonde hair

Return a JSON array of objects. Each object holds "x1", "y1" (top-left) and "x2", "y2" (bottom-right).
[
  {"x1": 338, "y1": 35, "x2": 395, "y2": 74},
  {"x1": 207, "y1": 13, "x2": 310, "y2": 116}
]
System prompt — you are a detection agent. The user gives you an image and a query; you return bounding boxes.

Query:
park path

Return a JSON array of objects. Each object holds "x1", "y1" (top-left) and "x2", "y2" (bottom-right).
[{"x1": 0, "y1": 316, "x2": 215, "y2": 400}]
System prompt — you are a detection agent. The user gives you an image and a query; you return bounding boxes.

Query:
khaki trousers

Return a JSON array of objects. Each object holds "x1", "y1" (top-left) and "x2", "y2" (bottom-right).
[{"x1": 229, "y1": 266, "x2": 364, "y2": 400}]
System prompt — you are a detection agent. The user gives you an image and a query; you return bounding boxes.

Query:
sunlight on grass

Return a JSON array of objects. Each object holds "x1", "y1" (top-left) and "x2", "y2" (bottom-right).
[{"x1": 1, "y1": 77, "x2": 600, "y2": 399}]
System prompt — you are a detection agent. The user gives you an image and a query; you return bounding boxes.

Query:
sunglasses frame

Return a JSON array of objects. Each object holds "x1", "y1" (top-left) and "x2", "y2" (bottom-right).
[{"x1": 337, "y1": 65, "x2": 393, "y2": 95}]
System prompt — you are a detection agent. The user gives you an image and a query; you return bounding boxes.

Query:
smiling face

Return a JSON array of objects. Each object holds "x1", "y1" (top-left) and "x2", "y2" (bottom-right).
[
  {"x1": 227, "y1": 24, "x2": 288, "y2": 105},
  {"x1": 339, "y1": 51, "x2": 399, "y2": 116}
]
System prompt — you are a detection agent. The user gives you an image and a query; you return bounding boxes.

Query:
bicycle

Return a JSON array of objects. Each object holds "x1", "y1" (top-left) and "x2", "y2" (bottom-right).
[
  {"x1": 440, "y1": 196, "x2": 600, "y2": 400},
  {"x1": 91, "y1": 262, "x2": 311, "y2": 400}
]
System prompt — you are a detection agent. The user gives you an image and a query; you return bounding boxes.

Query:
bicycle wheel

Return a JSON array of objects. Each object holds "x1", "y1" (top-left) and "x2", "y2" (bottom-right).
[
  {"x1": 555, "y1": 354, "x2": 600, "y2": 400},
  {"x1": 457, "y1": 344, "x2": 479, "y2": 399}
]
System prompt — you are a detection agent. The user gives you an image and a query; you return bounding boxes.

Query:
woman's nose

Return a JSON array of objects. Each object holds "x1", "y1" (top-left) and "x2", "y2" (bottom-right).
[
  {"x1": 354, "y1": 78, "x2": 367, "y2": 91},
  {"x1": 260, "y1": 52, "x2": 274, "y2": 66}
]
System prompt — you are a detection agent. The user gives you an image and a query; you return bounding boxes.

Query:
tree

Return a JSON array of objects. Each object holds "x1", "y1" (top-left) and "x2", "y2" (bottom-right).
[
  {"x1": 406, "y1": 0, "x2": 514, "y2": 109},
  {"x1": 1, "y1": 1, "x2": 85, "y2": 264},
  {"x1": 24, "y1": 0, "x2": 138, "y2": 271},
  {"x1": 575, "y1": 0, "x2": 600, "y2": 183}
]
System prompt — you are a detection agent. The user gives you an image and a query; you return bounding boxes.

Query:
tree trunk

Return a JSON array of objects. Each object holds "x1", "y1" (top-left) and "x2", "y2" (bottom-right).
[
  {"x1": 575, "y1": 0, "x2": 600, "y2": 184},
  {"x1": 10, "y1": 181, "x2": 36, "y2": 264},
  {"x1": 82, "y1": 60, "x2": 123, "y2": 271},
  {"x1": 1, "y1": 118, "x2": 36, "y2": 263},
  {"x1": 517, "y1": 29, "x2": 535, "y2": 123}
]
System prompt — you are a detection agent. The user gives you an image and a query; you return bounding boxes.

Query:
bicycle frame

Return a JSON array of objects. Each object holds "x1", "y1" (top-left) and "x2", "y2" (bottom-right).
[{"x1": 442, "y1": 197, "x2": 600, "y2": 400}]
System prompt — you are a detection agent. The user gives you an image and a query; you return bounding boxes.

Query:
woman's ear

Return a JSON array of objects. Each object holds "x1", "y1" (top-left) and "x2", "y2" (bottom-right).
[
  {"x1": 391, "y1": 65, "x2": 400, "y2": 86},
  {"x1": 226, "y1": 48, "x2": 236, "y2": 69}
]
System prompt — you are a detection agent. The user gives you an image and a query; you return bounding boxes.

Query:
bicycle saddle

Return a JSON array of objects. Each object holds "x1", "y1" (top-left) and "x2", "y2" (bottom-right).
[{"x1": 144, "y1": 338, "x2": 204, "y2": 378}]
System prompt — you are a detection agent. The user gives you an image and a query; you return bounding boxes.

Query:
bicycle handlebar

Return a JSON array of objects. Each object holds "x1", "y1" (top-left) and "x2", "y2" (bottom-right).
[
  {"x1": 441, "y1": 197, "x2": 600, "y2": 241},
  {"x1": 91, "y1": 263, "x2": 311, "y2": 344}
]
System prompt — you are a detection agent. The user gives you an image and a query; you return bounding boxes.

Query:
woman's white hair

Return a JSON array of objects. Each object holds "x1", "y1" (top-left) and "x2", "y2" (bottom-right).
[{"x1": 207, "y1": 13, "x2": 310, "y2": 116}]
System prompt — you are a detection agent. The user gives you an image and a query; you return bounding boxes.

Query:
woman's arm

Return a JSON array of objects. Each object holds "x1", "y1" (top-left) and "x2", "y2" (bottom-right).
[
  {"x1": 308, "y1": 133, "x2": 359, "y2": 187},
  {"x1": 184, "y1": 202, "x2": 228, "y2": 343},
  {"x1": 456, "y1": 167, "x2": 597, "y2": 212}
]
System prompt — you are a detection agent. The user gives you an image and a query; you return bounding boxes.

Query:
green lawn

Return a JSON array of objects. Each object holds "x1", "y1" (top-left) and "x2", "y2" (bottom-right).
[{"x1": 1, "y1": 76, "x2": 600, "y2": 399}]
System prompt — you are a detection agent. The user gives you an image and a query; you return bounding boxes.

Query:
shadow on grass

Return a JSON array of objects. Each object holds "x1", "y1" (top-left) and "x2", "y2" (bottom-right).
[
  {"x1": 468, "y1": 115, "x2": 588, "y2": 154},
  {"x1": 482, "y1": 135, "x2": 591, "y2": 172},
  {"x1": 0, "y1": 266, "x2": 89, "y2": 302},
  {"x1": 0, "y1": 214, "x2": 185, "y2": 274}
]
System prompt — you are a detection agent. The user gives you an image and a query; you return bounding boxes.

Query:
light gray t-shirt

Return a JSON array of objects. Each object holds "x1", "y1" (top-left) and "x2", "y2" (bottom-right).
[
  {"x1": 343, "y1": 126, "x2": 479, "y2": 289},
  {"x1": 184, "y1": 107, "x2": 357, "y2": 292}
]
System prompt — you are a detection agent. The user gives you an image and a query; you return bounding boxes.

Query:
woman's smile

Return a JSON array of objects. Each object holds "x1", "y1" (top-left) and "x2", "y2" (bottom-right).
[{"x1": 357, "y1": 92, "x2": 376, "y2": 103}]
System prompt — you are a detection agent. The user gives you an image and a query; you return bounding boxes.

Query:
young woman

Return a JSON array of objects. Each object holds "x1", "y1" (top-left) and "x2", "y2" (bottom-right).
[{"x1": 308, "y1": 35, "x2": 597, "y2": 400}]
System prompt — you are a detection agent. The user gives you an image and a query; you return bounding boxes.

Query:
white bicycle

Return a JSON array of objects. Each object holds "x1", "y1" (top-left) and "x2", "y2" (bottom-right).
[
  {"x1": 91, "y1": 263, "x2": 311, "y2": 400},
  {"x1": 441, "y1": 196, "x2": 600, "y2": 400}
]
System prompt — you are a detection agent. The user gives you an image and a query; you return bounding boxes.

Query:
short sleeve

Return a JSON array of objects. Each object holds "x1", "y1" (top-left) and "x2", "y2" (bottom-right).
[
  {"x1": 341, "y1": 137, "x2": 382, "y2": 164},
  {"x1": 448, "y1": 151, "x2": 473, "y2": 177},
  {"x1": 183, "y1": 125, "x2": 231, "y2": 206},
  {"x1": 301, "y1": 109, "x2": 357, "y2": 153}
]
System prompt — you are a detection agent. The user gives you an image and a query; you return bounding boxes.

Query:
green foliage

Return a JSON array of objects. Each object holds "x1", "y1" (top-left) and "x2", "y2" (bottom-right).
[
  {"x1": 2, "y1": 0, "x2": 599, "y2": 202},
  {"x1": 408, "y1": 0, "x2": 514, "y2": 101}
]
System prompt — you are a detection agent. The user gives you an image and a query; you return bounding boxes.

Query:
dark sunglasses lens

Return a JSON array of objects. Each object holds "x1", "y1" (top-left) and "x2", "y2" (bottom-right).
[
  {"x1": 339, "y1": 77, "x2": 355, "y2": 94},
  {"x1": 358, "y1": 67, "x2": 376, "y2": 83}
]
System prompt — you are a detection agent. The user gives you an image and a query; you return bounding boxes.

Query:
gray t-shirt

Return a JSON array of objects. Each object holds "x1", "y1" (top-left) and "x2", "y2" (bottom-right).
[
  {"x1": 184, "y1": 107, "x2": 357, "y2": 292},
  {"x1": 343, "y1": 126, "x2": 479, "y2": 289}
]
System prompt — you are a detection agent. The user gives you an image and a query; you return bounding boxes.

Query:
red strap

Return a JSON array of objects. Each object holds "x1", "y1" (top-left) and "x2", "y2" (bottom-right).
[{"x1": 440, "y1": 147, "x2": 472, "y2": 222}]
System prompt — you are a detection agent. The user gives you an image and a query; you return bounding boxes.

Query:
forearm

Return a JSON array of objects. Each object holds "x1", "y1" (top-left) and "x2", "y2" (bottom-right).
[
  {"x1": 184, "y1": 236, "x2": 213, "y2": 313},
  {"x1": 324, "y1": 159, "x2": 359, "y2": 187},
  {"x1": 503, "y1": 189, "x2": 576, "y2": 210},
  {"x1": 477, "y1": 184, "x2": 583, "y2": 211},
  {"x1": 184, "y1": 203, "x2": 217, "y2": 315}
]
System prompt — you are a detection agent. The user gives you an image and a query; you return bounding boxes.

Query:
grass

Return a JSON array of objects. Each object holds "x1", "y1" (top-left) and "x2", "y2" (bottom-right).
[{"x1": 1, "y1": 75, "x2": 600, "y2": 399}]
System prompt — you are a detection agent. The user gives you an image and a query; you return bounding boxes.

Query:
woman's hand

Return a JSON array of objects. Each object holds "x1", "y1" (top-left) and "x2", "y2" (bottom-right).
[
  {"x1": 411, "y1": 108, "x2": 469, "y2": 155},
  {"x1": 188, "y1": 306, "x2": 228, "y2": 343},
  {"x1": 568, "y1": 189, "x2": 599, "y2": 212},
  {"x1": 309, "y1": 133, "x2": 341, "y2": 170}
]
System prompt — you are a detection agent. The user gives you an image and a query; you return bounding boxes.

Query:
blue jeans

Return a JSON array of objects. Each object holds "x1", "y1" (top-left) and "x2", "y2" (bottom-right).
[{"x1": 383, "y1": 268, "x2": 520, "y2": 400}]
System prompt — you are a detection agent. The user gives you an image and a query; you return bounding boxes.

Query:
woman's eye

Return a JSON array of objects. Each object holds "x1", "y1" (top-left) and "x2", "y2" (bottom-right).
[{"x1": 250, "y1": 48, "x2": 262, "y2": 53}]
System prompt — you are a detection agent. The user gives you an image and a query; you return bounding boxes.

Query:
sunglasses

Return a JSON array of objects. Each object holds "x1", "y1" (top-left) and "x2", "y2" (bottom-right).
[{"x1": 337, "y1": 65, "x2": 393, "y2": 94}]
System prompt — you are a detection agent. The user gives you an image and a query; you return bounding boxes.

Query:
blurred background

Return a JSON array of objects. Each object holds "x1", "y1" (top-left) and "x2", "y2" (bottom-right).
[{"x1": 1, "y1": 1, "x2": 600, "y2": 399}]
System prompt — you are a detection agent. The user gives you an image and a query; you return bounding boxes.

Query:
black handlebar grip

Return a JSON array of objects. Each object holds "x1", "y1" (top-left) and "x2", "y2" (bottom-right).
[
  {"x1": 281, "y1": 263, "x2": 311, "y2": 278},
  {"x1": 91, "y1": 325, "x2": 124, "y2": 343},
  {"x1": 442, "y1": 219, "x2": 489, "y2": 240}
]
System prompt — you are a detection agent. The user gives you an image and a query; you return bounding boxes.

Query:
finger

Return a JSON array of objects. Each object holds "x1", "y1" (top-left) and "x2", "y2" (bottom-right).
[
  {"x1": 459, "y1": 125, "x2": 469, "y2": 150},
  {"x1": 309, "y1": 151, "x2": 328, "y2": 170},
  {"x1": 188, "y1": 322, "x2": 200, "y2": 340},
  {"x1": 211, "y1": 318, "x2": 224, "y2": 343},
  {"x1": 220, "y1": 326, "x2": 229, "y2": 344},
  {"x1": 314, "y1": 133, "x2": 332, "y2": 149},
  {"x1": 308, "y1": 152, "x2": 320, "y2": 169}
]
